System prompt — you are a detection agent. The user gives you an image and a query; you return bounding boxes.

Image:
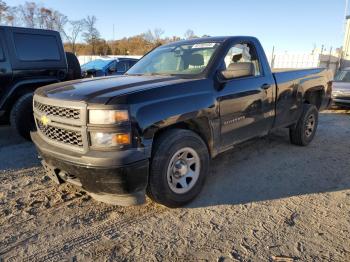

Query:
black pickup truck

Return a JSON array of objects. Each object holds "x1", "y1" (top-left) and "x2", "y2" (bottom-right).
[
  {"x1": 31, "y1": 36, "x2": 332, "y2": 207},
  {"x1": 0, "y1": 26, "x2": 81, "y2": 139}
]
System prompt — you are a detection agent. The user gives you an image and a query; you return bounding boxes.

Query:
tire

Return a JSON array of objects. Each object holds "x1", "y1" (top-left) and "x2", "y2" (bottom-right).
[
  {"x1": 147, "y1": 129, "x2": 209, "y2": 207},
  {"x1": 65, "y1": 52, "x2": 82, "y2": 81},
  {"x1": 10, "y1": 93, "x2": 36, "y2": 140},
  {"x1": 289, "y1": 104, "x2": 318, "y2": 146}
]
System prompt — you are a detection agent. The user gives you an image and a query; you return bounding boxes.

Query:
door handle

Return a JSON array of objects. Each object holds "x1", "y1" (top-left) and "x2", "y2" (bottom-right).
[{"x1": 261, "y1": 83, "x2": 271, "y2": 90}]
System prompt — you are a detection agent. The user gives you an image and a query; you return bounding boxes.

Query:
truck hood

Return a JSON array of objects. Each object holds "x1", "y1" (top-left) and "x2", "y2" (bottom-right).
[{"x1": 36, "y1": 75, "x2": 192, "y2": 104}]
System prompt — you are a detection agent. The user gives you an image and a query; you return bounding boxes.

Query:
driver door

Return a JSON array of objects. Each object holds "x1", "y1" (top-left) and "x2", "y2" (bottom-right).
[{"x1": 218, "y1": 41, "x2": 275, "y2": 149}]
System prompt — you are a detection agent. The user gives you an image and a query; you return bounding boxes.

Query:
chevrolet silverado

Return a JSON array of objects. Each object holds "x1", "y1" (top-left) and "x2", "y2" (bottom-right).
[{"x1": 31, "y1": 36, "x2": 333, "y2": 207}]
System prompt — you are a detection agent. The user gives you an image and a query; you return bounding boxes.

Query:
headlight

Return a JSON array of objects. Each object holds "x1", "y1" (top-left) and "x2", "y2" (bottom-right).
[
  {"x1": 89, "y1": 110, "x2": 129, "y2": 124},
  {"x1": 90, "y1": 132, "x2": 130, "y2": 147},
  {"x1": 332, "y1": 91, "x2": 342, "y2": 98}
]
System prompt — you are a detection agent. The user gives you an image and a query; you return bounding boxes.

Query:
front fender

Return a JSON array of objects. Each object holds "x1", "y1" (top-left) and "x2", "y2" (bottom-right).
[{"x1": 135, "y1": 91, "x2": 217, "y2": 140}]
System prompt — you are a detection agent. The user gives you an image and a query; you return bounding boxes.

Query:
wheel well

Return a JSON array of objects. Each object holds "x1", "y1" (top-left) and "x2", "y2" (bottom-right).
[
  {"x1": 151, "y1": 117, "x2": 213, "y2": 157},
  {"x1": 304, "y1": 88, "x2": 324, "y2": 109},
  {"x1": 3, "y1": 81, "x2": 55, "y2": 116}
]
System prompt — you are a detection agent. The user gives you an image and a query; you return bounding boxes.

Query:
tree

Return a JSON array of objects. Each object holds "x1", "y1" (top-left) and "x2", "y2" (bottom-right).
[
  {"x1": 38, "y1": 7, "x2": 52, "y2": 29},
  {"x1": 4, "y1": 6, "x2": 17, "y2": 26},
  {"x1": 143, "y1": 28, "x2": 164, "y2": 43},
  {"x1": 51, "y1": 10, "x2": 68, "y2": 37},
  {"x1": 0, "y1": 1, "x2": 17, "y2": 26},
  {"x1": 0, "y1": 0, "x2": 8, "y2": 25},
  {"x1": 16, "y1": 2, "x2": 67, "y2": 35},
  {"x1": 65, "y1": 19, "x2": 84, "y2": 54},
  {"x1": 153, "y1": 28, "x2": 164, "y2": 42},
  {"x1": 184, "y1": 29, "x2": 196, "y2": 39},
  {"x1": 19, "y1": 2, "x2": 37, "y2": 28},
  {"x1": 82, "y1": 15, "x2": 100, "y2": 55}
]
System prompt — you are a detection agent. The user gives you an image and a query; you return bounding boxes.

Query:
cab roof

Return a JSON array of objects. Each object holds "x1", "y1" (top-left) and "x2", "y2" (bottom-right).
[{"x1": 163, "y1": 36, "x2": 258, "y2": 47}]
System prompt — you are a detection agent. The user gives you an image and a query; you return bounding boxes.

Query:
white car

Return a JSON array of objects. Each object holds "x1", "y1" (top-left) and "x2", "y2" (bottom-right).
[{"x1": 332, "y1": 68, "x2": 350, "y2": 107}]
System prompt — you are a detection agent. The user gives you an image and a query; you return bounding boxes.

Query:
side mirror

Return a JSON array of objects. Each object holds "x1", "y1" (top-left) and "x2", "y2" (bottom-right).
[{"x1": 220, "y1": 62, "x2": 253, "y2": 80}]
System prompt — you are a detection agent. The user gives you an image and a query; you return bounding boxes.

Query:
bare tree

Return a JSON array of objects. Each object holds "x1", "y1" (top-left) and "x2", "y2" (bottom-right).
[
  {"x1": 51, "y1": 10, "x2": 68, "y2": 36},
  {"x1": 15, "y1": 2, "x2": 67, "y2": 34},
  {"x1": 153, "y1": 28, "x2": 164, "y2": 41},
  {"x1": 82, "y1": 15, "x2": 100, "y2": 55},
  {"x1": 184, "y1": 29, "x2": 196, "y2": 39},
  {"x1": 143, "y1": 28, "x2": 164, "y2": 43},
  {"x1": 65, "y1": 19, "x2": 84, "y2": 53},
  {"x1": 5, "y1": 6, "x2": 17, "y2": 26},
  {"x1": 143, "y1": 30, "x2": 154, "y2": 42},
  {"x1": 0, "y1": 0, "x2": 8, "y2": 25},
  {"x1": 38, "y1": 8, "x2": 67, "y2": 34},
  {"x1": 38, "y1": 7, "x2": 52, "y2": 28},
  {"x1": 19, "y1": 2, "x2": 37, "y2": 28}
]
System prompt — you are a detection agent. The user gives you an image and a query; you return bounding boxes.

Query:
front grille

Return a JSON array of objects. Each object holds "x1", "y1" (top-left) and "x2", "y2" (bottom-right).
[
  {"x1": 335, "y1": 96, "x2": 350, "y2": 100},
  {"x1": 34, "y1": 101, "x2": 81, "y2": 120},
  {"x1": 37, "y1": 120, "x2": 83, "y2": 147}
]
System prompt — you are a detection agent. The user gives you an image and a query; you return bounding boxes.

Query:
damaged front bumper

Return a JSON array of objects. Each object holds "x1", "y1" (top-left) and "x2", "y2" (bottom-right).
[{"x1": 31, "y1": 131, "x2": 149, "y2": 206}]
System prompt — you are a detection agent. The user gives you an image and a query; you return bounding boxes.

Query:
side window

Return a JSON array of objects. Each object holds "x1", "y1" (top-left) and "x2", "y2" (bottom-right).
[
  {"x1": 116, "y1": 61, "x2": 128, "y2": 73},
  {"x1": 0, "y1": 41, "x2": 4, "y2": 61},
  {"x1": 129, "y1": 60, "x2": 137, "y2": 67},
  {"x1": 108, "y1": 61, "x2": 116, "y2": 71},
  {"x1": 13, "y1": 33, "x2": 60, "y2": 61},
  {"x1": 223, "y1": 43, "x2": 261, "y2": 77}
]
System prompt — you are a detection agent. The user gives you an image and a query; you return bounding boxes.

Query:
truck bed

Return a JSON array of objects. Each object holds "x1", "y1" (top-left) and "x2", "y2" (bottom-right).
[{"x1": 272, "y1": 67, "x2": 332, "y2": 129}]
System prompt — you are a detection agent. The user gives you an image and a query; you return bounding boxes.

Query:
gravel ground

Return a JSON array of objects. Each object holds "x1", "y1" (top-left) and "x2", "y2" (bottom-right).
[{"x1": 0, "y1": 110, "x2": 349, "y2": 262}]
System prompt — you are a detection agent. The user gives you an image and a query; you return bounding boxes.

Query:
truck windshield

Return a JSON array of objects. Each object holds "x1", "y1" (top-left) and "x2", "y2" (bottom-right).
[
  {"x1": 334, "y1": 70, "x2": 350, "y2": 82},
  {"x1": 127, "y1": 42, "x2": 220, "y2": 76}
]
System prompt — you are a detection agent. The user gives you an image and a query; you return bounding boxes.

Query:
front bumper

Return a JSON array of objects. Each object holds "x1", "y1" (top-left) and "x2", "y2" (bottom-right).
[
  {"x1": 31, "y1": 131, "x2": 149, "y2": 205},
  {"x1": 332, "y1": 97, "x2": 350, "y2": 107}
]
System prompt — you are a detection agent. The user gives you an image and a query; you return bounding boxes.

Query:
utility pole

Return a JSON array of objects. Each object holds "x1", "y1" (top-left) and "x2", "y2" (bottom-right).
[
  {"x1": 345, "y1": 0, "x2": 349, "y2": 23},
  {"x1": 271, "y1": 46, "x2": 275, "y2": 69},
  {"x1": 341, "y1": 0, "x2": 350, "y2": 68}
]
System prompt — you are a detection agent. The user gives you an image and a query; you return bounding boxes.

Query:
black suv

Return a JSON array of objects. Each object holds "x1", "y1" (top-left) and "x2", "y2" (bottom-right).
[{"x1": 0, "y1": 26, "x2": 81, "y2": 139}]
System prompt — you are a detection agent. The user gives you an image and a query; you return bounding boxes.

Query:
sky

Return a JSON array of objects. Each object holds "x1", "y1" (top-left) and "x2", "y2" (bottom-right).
[{"x1": 8, "y1": 0, "x2": 348, "y2": 53}]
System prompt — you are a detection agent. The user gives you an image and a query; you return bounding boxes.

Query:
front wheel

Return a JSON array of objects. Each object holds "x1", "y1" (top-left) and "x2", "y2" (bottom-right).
[
  {"x1": 147, "y1": 129, "x2": 209, "y2": 207},
  {"x1": 10, "y1": 93, "x2": 36, "y2": 140},
  {"x1": 289, "y1": 104, "x2": 319, "y2": 146}
]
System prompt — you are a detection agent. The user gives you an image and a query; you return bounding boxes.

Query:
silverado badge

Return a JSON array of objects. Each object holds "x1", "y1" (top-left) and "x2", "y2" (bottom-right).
[{"x1": 40, "y1": 115, "x2": 50, "y2": 126}]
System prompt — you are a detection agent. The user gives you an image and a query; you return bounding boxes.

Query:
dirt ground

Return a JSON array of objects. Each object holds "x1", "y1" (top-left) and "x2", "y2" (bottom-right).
[{"x1": 0, "y1": 110, "x2": 350, "y2": 262}]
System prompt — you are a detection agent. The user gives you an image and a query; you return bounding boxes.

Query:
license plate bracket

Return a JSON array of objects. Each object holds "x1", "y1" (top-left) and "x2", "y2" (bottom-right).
[{"x1": 41, "y1": 160, "x2": 61, "y2": 185}]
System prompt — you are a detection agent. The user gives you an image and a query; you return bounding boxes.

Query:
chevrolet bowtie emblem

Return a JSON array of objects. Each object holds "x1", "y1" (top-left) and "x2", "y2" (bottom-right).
[{"x1": 40, "y1": 115, "x2": 50, "y2": 126}]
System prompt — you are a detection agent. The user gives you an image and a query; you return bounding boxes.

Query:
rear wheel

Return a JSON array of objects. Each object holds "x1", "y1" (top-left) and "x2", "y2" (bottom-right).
[
  {"x1": 147, "y1": 129, "x2": 209, "y2": 207},
  {"x1": 10, "y1": 93, "x2": 36, "y2": 140},
  {"x1": 289, "y1": 104, "x2": 318, "y2": 146},
  {"x1": 65, "y1": 52, "x2": 81, "y2": 81}
]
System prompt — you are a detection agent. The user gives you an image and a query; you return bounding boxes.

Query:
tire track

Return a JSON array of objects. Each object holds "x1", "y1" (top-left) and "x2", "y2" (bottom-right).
[{"x1": 17, "y1": 204, "x2": 168, "y2": 262}]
